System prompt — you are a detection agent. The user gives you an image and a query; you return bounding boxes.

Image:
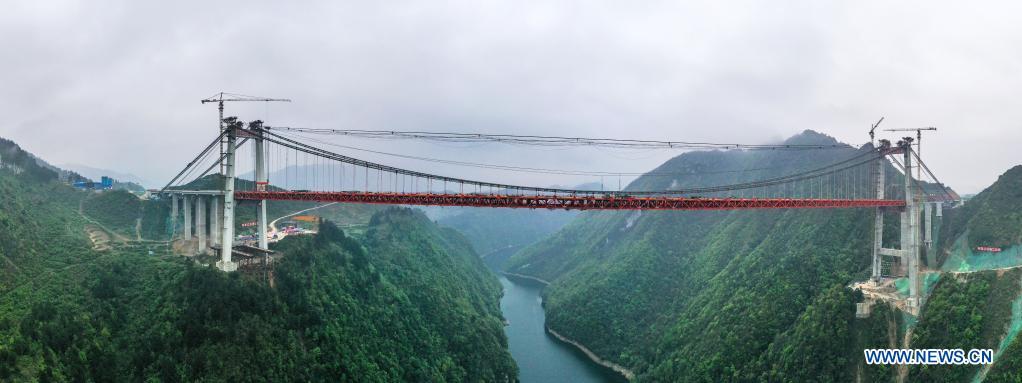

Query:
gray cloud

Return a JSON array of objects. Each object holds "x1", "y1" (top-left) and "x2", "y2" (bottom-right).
[{"x1": 2, "y1": 1, "x2": 1019, "y2": 193}]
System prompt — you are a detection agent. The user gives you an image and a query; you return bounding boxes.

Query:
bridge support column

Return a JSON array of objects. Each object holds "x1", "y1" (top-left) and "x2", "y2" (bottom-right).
[
  {"x1": 936, "y1": 201, "x2": 943, "y2": 217},
  {"x1": 254, "y1": 124, "x2": 268, "y2": 250},
  {"x1": 210, "y1": 196, "x2": 220, "y2": 248},
  {"x1": 925, "y1": 202, "x2": 935, "y2": 270},
  {"x1": 196, "y1": 196, "x2": 207, "y2": 254},
  {"x1": 871, "y1": 155, "x2": 885, "y2": 283},
  {"x1": 904, "y1": 143, "x2": 922, "y2": 315},
  {"x1": 900, "y1": 211, "x2": 909, "y2": 251},
  {"x1": 217, "y1": 122, "x2": 238, "y2": 272},
  {"x1": 924, "y1": 202, "x2": 933, "y2": 250},
  {"x1": 183, "y1": 195, "x2": 192, "y2": 240},
  {"x1": 874, "y1": 140, "x2": 924, "y2": 314},
  {"x1": 170, "y1": 194, "x2": 179, "y2": 238}
]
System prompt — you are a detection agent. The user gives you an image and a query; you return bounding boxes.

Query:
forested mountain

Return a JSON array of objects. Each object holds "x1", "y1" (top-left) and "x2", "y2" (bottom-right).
[
  {"x1": 436, "y1": 208, "x2": 577, "y2": 268},
  {"x1": 503, "y1": 131, "x2": 880, "y2": 380},
  {"x1": 933, "y1": 165, "x2": 1022, "y2": 382},
  {"x1": 0, "y1": 138, "x2": 517, "y2": 382},
  {"x1": 425, "y1": 182, "x2": 595, "y2": 269},
  {"x1": 940, "y1": 165, "x2": 1022, "y2": 251},
  {"x1": 502, "y1": 130, "x2": 1008, "y2": 381}
]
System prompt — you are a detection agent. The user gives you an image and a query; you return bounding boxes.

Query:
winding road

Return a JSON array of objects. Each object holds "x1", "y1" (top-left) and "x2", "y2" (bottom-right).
[{"x1": 265, "y1": 202, "x2": 337, "y2": 242}]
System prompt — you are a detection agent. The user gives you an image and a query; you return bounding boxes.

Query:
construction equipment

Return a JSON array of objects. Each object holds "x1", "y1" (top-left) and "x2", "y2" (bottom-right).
[
  {"x1": 868, "y1": 117, "x2": 884, "y2": 144},
  {"x1": 201, "y1": 92, "x2": 291, "y2": 174},
  {"x1": 885, "y1": 126, "x2": 936, "y2": 178}
]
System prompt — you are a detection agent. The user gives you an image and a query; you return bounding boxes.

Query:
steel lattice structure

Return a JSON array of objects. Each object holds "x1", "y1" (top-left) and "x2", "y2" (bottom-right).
[{"x1": 235, "y1": 191, "x2": 907, "y2": 210}]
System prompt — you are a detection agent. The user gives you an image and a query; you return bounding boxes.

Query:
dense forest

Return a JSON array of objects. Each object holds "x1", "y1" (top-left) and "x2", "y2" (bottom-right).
[
  {"x1": 909, "y1": 269, "x2": 1022, "y2": 382},
  {"x1": 940, "y1": 165, "x2": 1022, "y2": 250},
  {"x1": 504, "y1": 130, "x2": 1022, "y2": 382},
  {"x1": 435, "y1": 207, "x2": 577, "y2": 269},
  {"x1": 0, "y1": 139, "x2": 518, "y2": 382}
]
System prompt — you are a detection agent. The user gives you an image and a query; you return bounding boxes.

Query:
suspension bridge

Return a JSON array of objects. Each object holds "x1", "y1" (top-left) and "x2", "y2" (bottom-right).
[{"x1": 158, "y1": 115, "x2": 958, "y2": 314}]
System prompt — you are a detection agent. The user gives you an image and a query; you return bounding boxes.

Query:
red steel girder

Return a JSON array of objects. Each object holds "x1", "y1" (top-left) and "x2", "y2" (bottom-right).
[{"x1": 236, "y1": 191, "x2": 906, "y2": 211}]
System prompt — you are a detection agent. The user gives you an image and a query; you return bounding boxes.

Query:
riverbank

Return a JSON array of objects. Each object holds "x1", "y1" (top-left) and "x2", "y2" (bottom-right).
[
  {"x1": 502, "y1": 271, "x2": 552, "y2": 285},
  {"x1": 546, "y1": 328, "x2": 636, "y2": 381},
  {"x1": 501, "y1": 272, "x2": 634, "y2": 381}
]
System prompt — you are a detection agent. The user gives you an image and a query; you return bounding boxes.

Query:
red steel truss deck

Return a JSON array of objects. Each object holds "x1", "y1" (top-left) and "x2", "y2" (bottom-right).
[{"x1": 235, "y1": 191, "x2": 907, "y2": 211}]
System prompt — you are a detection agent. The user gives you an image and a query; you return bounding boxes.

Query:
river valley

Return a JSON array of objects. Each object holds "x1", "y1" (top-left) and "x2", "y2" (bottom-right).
[{"x1": 498, "y1": 275, "x2": 628, "y2": 383}]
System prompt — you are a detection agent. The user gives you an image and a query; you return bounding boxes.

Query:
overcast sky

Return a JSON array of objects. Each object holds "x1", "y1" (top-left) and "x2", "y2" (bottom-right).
[{"x1": 2, "y1": 1, "x2": 1019, "y2": 193}]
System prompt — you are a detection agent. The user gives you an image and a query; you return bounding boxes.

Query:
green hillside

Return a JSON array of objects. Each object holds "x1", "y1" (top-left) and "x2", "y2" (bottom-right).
[
  {"x1": 0, "y1": 140, "x2": 517, "y2": 382},
  {"x1": 503, "y1": 131, "x2": 923, "y2": 381},
  {"x1": 438, "y1": 208, "x2": 577, "y2": 264},
  {"x1": 933, "y1": 165, "x2": 1022, "y2": 382},
  {"x1": 0, "y1": 142, "x2": 94, "y2": 289},
  {"x1": 909, "y1": 269, "x2": 1022, "y2": 382},
  {"x1": 940, "y1": 165, "x2": 1022, "y2": 250}
]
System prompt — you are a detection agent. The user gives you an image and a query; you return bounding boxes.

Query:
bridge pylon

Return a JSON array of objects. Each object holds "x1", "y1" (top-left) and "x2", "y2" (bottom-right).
[
  {"x1": 253, "y1": 122, "x2": 269, "y2": 251},
  {"x1": 871, "y1": 142, "x2": 887, "y2": 283},
  {"x1": 217, "y1": 120, "x2": 240, "y2": 272},
  {"x1": 872, "y1": 138, "x2": 924, "y2": 315},
  {"x1": 183, "y1": 195, "x2": 192, "y2": 241}
]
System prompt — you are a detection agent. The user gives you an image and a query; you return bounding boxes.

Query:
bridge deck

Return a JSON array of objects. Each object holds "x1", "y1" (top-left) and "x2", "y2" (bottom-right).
[{"x1": 235, "y1": 191, "x2": 907, "y2": 210}]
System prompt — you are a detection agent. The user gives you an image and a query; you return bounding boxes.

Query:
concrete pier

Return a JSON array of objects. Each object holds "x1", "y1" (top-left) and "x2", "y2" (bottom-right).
[
  {"x1": 924, "y1": 203, "x2": 933, "y2": 249},
  {"x1": 182, "y1": 195, "x2": 192, "y2": 240},
  {"x1": 903, "y1": 142, "x2": 922, "y2": 314},
  {"x1": 900, "y1": 211, "x2": 909, "y2": 250},
  {"x1": 871, "y1": 155, "x2": 885, "y2": 283},
  {"x1": 254, "y1": 126, "x2": 268, "y2": 250},
  {"x1": 925, "y1": 202, "x2": 936, "y2": 269},
  {"x1": 196, "y1": 196, "x2": 207, "y2": 253},
  {"x1": 217, "y1": 124, "x2": 239, "y2": 272},
  {"x1": 872, "y1": 139, "x2": 924, "y2": 315},
  {"x1": 171, "y1": 194, "x2": 179, "y2": 237},
  {"x1": 210, "y1": 197, "x2": 220, "y2": 247}
]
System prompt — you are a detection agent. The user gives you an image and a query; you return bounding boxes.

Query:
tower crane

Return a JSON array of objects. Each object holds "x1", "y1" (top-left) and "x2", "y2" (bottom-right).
[
  {"x1": 884, "y1": 127, "x2": 936, "y2": 178},
  {"x1": 201, "y1": 92, "x2": 291, "y2": 174},
  {"x1": 868, "y1": 117, "x2": 884, "y2": 144}
]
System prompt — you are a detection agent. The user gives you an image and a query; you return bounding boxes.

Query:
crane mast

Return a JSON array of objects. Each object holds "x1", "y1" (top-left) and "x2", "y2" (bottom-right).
[
  {"x1": 884, "y1": 127, "x2": 936, "y2": 179},
  {"x1": 201, "y1": 92, "x2": 291, "y2": 174}
]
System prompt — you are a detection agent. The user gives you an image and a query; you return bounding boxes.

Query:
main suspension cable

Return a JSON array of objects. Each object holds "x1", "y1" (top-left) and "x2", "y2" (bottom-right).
[
  {"x1": 274, "y1": 130, "x2": 778, "y2": 177},
  {"x1": 257, "y1": 127, "x2": 879, "y2": 196},
  {"x1": 269, "y1": 127, "x2": 850, "y2": 150}
]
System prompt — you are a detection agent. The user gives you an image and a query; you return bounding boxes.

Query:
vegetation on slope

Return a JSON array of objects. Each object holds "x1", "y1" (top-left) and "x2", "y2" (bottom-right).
[
  {"x1": 503, "y1": 131, "x2": 922, "y2": 381},
  {"x1": 940, "y1": 165, "x2": 1022, "y2": 250},
  {"x1": 0, "y1": 147, "x2": 517, "y2": 382},
  {"x1": 80, "y1": 189, "x2": 173, "y2": 240},
  {"x1": 438, "y1": 208, "x2": 577, "y2": 258},
  {"x1": 908, "y1": 269, "x2": 1022, "y2": 382},
  {"x1": 0, "y1": 138, "x2": 59, "y2": 183},
  {"x1": 848, "y1": 300, "x2": 902, "y2": 382},
  {"x1": 0, "y1": 157, "x2": 92, "y2": 289},
  {"x1": 81, "y1": 190, "x2": 143, "y2": 236}
]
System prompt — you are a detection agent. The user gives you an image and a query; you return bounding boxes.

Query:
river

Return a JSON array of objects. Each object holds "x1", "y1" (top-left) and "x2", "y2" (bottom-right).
[{"x1": 498, "y1": 275, "x2": 629, "y2": 383}]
